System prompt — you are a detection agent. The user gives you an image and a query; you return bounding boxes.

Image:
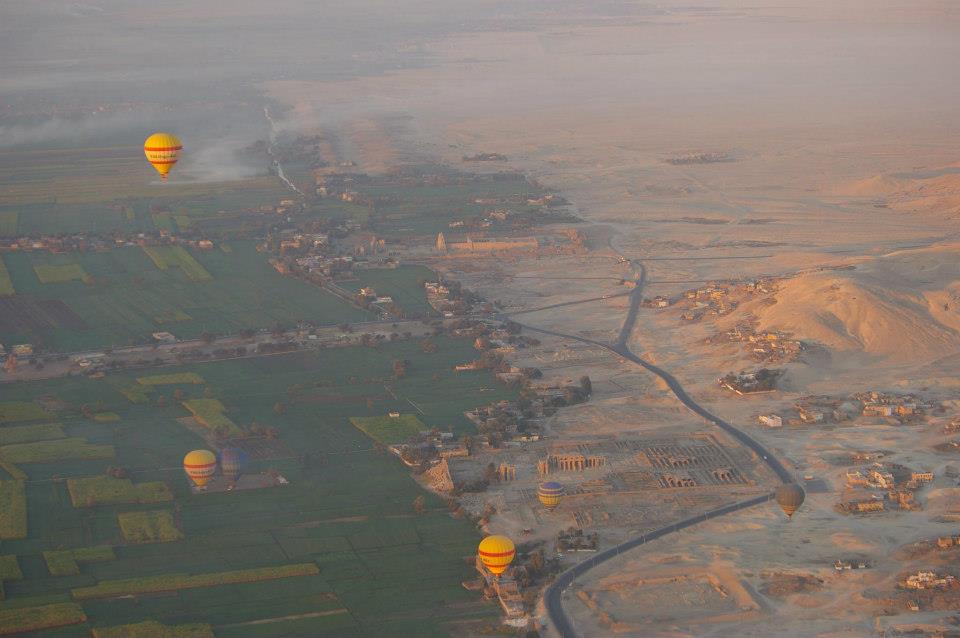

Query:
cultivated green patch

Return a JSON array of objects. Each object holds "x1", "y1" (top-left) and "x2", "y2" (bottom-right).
[
  {"x1": 350, "y1": 414, "x2": 427, "y2": 445},
  {"x1": 0, "y1": 422, "x2": 65, "y2": 444},
  {"x1": 118, "y1": 510, "x2": 183, "y2": 544},
  {"x1": 0, "y1": 402, "x2": 49, "y2": 423},
  {"x1": 137, "y1": 372, "x2": 204, "y2": 386},
  {"x1": 44, "y1": 546, "x2": 116, "y2": 576},
  {"x1": 72, "y1": 563, "x2": 321, "y2": 600},
  {"x1": 91, "y1": 620, "x2": 214, "y2": 638},
  {"x1": 0, "y1": 481, "x2": 26, "y2": 540},
  {"x1": 0, "y1": 437, "x2": 113, "y2": 463},
  {"x1": 0, "y1": 602, "x2": 86, "y2": 635},
  {"x1": 67, "y1": 476, "x2": 173, "y2": 508}
]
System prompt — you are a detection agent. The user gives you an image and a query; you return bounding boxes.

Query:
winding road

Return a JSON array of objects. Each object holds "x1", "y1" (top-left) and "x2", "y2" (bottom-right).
[{"x1": 502, "y1": 257, "x2": 795, "y2": 637}]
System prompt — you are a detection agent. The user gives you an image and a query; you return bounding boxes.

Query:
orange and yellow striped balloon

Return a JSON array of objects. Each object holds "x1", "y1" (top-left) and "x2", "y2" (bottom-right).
[
  {"x1": 183, "y1": 449, "x2": 217, "y2": 488},
  {"x1": 144, "y1": 132, "x2": 183, "y2": 180},
  {"x1": 478, "y1": 535, "x2": 515, "y2": 576}
]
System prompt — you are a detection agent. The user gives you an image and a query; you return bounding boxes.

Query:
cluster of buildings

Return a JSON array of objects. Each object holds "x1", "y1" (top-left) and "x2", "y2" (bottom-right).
[
  {"x1": 710, "y1": 325, "x2": 804, "y2": 363},
  {"x1": 899, "y1": 571, "x2": 957, "y2": 591},
  {"x1": 838, "y1": 462, "x2": 933, "y2": 514},
  {"x1": 718, "y1": 368, "x2": 782, "y2": 395},
  {"x1": 758, "y1": 392, "x2": 929, "y2": 428}
]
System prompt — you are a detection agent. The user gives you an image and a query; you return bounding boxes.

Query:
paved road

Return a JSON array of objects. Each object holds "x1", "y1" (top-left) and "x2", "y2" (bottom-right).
[{"x1": 503, "y1": 257, "x2": 795, "y2": 637}]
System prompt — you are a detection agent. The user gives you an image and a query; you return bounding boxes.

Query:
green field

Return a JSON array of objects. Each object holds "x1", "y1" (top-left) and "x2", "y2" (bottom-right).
[
  {"x1": 0, "y1": 146, "x2": 291, "y2": 236},
  {"x1": 340, "y1": 265, "x2": 436, "y2": 317},
  {"x1": 0, "y1": 257, "x2": 13, "y2": 296},
  {"x1": 181, "y1": 399, "x2": 243, "y2": 437},
  {"x1": 67, "y1": 476, "x2": 173, "y2": 508},
  {"x1": 0, "y1": 402, "x2": 49, "y2": 424},
  {"x1": 0, "y1": 212, "x2": 17, "y2": 236},
  {"x1": 137, "y1": 373, "x2": 204, "y2": 386},
  {"x1": 44, "y1": 546, "x2": 116, "y2": 577},
  {"x1": 0, "y1": 241, "x2": 369, "y2": 351},
  {"x1": 92, "y1": 620, "x2": 214, "y2": 638},
  {"x1": 0, "y1": 423, "x2": 65, "y2": 445},
  {"x1": 142, "y1": 247, "x2": 212, "y2": 282},
  {"x1": 350, "y1": 414, "x2": 426, "y2": 445},
  {"x1": 34, "y1": 263, "x2": 91, "y2": 284},
  {"x1": 73, "y1": 563, "x2": 320, "y2": 600},
  {"x1": 0, "y1": 602, "x2": 86, "y2": 635},
  {"x1": 0, "y1": 481, "x2": 26, "y2": 540},
  {"x1": 0, "y1": 438, "x2": 114, "y2": 464},
  {"x1": 118, "y1": 511, "x2": 183, "y2": 544},
  {"x1": 0, "y1": 337, "x2": 514, "y2": 636}
]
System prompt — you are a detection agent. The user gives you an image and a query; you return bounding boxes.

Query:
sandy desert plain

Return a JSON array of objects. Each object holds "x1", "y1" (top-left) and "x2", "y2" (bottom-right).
[{"x1": 259, "y1": 3, "x2": 960, "y2": 636}]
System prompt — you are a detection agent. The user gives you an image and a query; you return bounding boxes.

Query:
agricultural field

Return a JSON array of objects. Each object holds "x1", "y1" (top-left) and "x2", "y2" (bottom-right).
[
  {"x1": 142, "y1": 247, "x2": 212, "y2": 282},
  {"x1": 0, "y1": 146, "x2": 290, "y2": 237},
  {"x1": 0, "y1": 481, "x2": 26, "y2": 540},
  {"x1": 355, "y1": 168, "x2": 545, "y2": 235},
  {"x1": 44, "y1": 547, "x2": 116, "y2": 577},
  {"x1": 34, "y1": 263, "x2": 92, "y2": 285},
  {"x1": 0, "y1": 258, "x2": 13, "y2": 296},
  {"x1": 350, "y1": 414, "x2": 426, "y2": 445},
  {"x1": 0, "y1": 336, "x2": 514, "y2": 636},
  {"x1": 339, "y1": 265, "x2": 437, "y2": 317},
  {"x1": 0, "y1": 241, "x2": 368, "y2": 351},
  {"x1": 117, "y1": 511, "x2": 183, "y2": 544},
  {"x1": 181, "y1": 399, "x2": 244, "y2": 437},
  {"x1": 92, "y1": 620, "x2": 214, "y2": 638}
]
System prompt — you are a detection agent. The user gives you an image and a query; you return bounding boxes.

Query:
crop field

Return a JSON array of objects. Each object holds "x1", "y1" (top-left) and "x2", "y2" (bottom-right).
[
  {"x1": 0, "y1": 438, "x2": 114, "y2": 464},
  {"x1": 142, "y1": 247, "x2": 212, "y2": 282},
  {"x1": 0, "y1": 401, "x2": 50, "y2": 423},
  {"x1": 34, "y1": 263, "x2": 92, "y2": 285},
  {"x1": 0, "y1": 481, "x2": 26, "y2": 540},
  {"x1": 181, "y1": 399, "x2": 244, "y2": 437},
  {"x1": 0, "y1": 212, "x2": 17, "y2": 236},
  {"x1": 137, "y1": 373, "x2": 205, "y2": 386},
  {"x1": 0, "y1": 423, "x2": 66, "y2": 445},
  {"x1": 92, "y1": 620, "x2": 214, "y2": 638},
  {"x1": 0, "y1": 258, "x2": 13, "y2": 296},
  {"x1": 67, "y1": 476, "x2": 173, "y2": 508},
  {"x1": 350, "y1": 414, "x2": 426, "y2": 445},
  {"x1": 44, "y1": 546, "x2": 116, "y2": 577},
  {"x1": 0, "y1": 241, "x2": 368, "y2": 351},
  {"x1": 357, "y1": 170, "x2": 543, "y2": 235},
  {"x1": 0, "y1": 336, "x2": 513, "y2": 636},
  {"x1": 118, "y1": 511, "x2": 183, "y2": 544},
  {"x1": 0, "y1": 146, "x2": 290, "y2": 237},
  {"x1": 339, "y1": 265, "x2": 436, "y2": 317}
]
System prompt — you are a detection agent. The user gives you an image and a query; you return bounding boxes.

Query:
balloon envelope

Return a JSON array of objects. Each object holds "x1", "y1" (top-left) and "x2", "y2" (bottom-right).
[
  {"x1": 478, "y1": 535, "x2": 515, "y2": 576},
  {"x1": 183, "y1": 449, "x2": 217, "y2": 487},
  {"x1": 537, "y1": 481, "x2": 564, "y2": 509},
  {"x1": 220, "y1": 448, "x2": 247, "y2": 481},
  {"x1": 775, "y1": 483, "x2": 805, "y2": 518},
  {"x1": 144, "y1": 132, "x2": 182, "y2": 180}
]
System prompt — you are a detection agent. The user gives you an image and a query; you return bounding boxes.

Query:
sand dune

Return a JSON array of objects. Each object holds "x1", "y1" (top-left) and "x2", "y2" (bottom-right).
[
  {"x1": 724, "y1": 245, "x2": 960, "y2": 363},
  {"x1": 834, "y1": 165, "x2": 960, "y2": 215}
]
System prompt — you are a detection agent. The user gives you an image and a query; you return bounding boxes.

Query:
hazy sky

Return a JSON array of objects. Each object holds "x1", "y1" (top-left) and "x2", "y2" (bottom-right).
[{"x1": 2, "y1": 1, "x2": 957, "y2": 156}]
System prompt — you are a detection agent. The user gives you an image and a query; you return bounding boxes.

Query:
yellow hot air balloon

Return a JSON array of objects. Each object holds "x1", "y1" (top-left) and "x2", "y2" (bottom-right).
[
  {"x1": 183, "y1": 449, "x2": 217, "y2": 488},
  {"x1": 537, "y1": 481, "x2": 564, "y2": 510},
  {"x1": 775, "y1": 483, "x2": 806, "y2": 519},
  {"x1": 144, "y1": 132, "x2": 183, "y2": 181},
  {"x1": 478, "y1": 535, "x2": 515, "y2": 577}
]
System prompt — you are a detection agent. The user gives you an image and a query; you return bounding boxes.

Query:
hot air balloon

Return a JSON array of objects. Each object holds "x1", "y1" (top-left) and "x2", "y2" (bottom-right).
[
  {"x1": 183, "y1": 449, "x2": 217, "y2": 488},
  {"x1": 144, "y1": 132, "x2": 183, "y2": 181},
  {"x1": 478, "y1": 535, "x2": 515, "y2": 577},
  {"x1": 220, "y1": 448, "x2": 247, "y2": 482},
  {"x1": 775, "y1": 483, "x2": 805, "y2": 519},
  {"x1": 537, "y1": 481, "x2": 564, "y2": 510}
]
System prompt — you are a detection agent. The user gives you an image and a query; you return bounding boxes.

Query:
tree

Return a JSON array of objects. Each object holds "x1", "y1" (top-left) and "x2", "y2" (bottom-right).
[
  {"x1": 484, "y1": 462, "x2": 499, "y2": 483},
  {"x1": 200, "y1": 331, "x2": 215, "y2": 344},
  {"x1": 173, "y1": 389, "x2": 184, "y2": 401},
  {"x1": 392, "y1": 359, "x2": 408, "y2": 380},
  {"x1": 580, "y1": 375, "x2": 593, "y2": 397},
  {"x1": 412, "y1": 495, "x2": 427, "y2": 515}
]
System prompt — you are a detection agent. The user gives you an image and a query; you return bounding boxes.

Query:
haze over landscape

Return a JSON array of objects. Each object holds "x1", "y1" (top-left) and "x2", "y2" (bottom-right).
[{"x1": 1, "y1": 1, "x2": 959, "y2": 637}]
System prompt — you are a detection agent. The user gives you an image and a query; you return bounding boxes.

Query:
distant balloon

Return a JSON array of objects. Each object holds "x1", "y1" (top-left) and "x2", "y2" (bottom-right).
[
  {"x1": 537, "y1": 481, "x2": 564, "y2": 510},
  {"x1": 183, "y1": 449, "x2": 217, "y2": 488},
  {"x1": 775, "y1": 483, "x2": 805, "y2": 519},
  {"x1": 144, "y1": 132, "x2": 183, "y2": 181},
  {"x1": 220, "y1": 448, "x2": 247, "y2": 482},
  {"x1": 478, "y1": 535, "x2": 515, "y2": 576}
]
